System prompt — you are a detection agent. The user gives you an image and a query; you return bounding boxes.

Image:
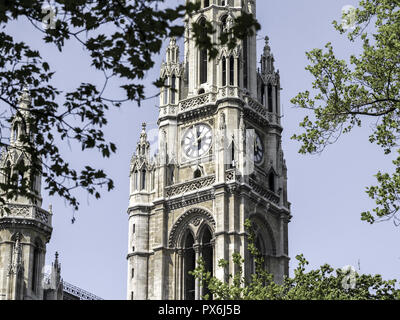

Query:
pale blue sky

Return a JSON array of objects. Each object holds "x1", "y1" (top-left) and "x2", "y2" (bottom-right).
[{"x1": 6, "y1": 0, "x2": 399, "y2": 299}]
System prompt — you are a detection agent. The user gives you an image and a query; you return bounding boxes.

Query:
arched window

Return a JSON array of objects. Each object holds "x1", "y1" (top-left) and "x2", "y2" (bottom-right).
[
  {"x1": 134, "y1": 170, "x2": 138, "y2": 190},
  {"x1": 230, "y1": 141, "x2": 235, "y2": 168},
  {"x1": 5, "y1": 161, "x2": 11, "y2": 185},
  {"x1": 31, "y1": 242, "x2": 41, "y2": 292},
  {"x1": 229, "y1": 56, "x2": 234, "y2": 86},
  {"x1": 222, "y1": 57, "x2": 227, "y2": 86},
  {"x1": 183, "y1": 232, "x2": 195, "y2": 300},
  {"x1": 194, "y1": 168, "x2": 202, "y2": 179},
  {"x1": 170, "y1": 166, "x2": 175, "y2": 185},
  {"x1": 17, "y1": 170, "x2": 24, "y2": 188},
  {"x1": 251, "y1": 234, "x2": 265, "y2": 275},
  {"x1": 268, "y1": 172, "x2": 275, "y2": 192},
  {"x1": 185, "y1": 61, "x2": 189, "y2": 88},
  {"x1": 261, "y1": 84, "x2": 265, "y2": 105},
  {"x1": 141, "y1": 170, "x2": 146, "y2": 190},
  {"x1": 201, "y1": 227, "x2": 213, "y2": 299},
  {"x1": 199, "y1": 18, "x2": 208, "y2": 84},
  {"x1": 268, "y1": 84, "x2": 273, "y2": 112},
  {"x1": 220, "y1": 15, "x2": 227, "y2": 36},
  {"x1": 203, "y1": 0, "x2": 210, "y2": 7},
  {"x1": 237, "y1": 59, "x2": 240, "y2": 87},
  {"x1": 243, "y1": 38, "x2": 248, "y2": 89},
  {"x1": 13, "y1": 123, "x2": 19, "y2": 141},
  {"x1": 171, "y1": 75, "x2": 176, "y2": 104},
  {"x1": 163, "y1": 78, "x2": 168, "y2": 105}
]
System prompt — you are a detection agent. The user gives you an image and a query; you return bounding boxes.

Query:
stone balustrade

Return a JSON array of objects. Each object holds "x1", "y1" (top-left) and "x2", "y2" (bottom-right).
[{"x1": 0, "y1": 203, "x2": 52, "y2": 226}]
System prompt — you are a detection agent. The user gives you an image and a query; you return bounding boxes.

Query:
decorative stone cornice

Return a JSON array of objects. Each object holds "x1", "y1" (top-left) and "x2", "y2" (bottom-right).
[
  {"x1": 165, "y1": 175, "x2": 216, "y2": 198},
  {"x1": 166, "y1": 188, "x2": 215, "y2": 211}
]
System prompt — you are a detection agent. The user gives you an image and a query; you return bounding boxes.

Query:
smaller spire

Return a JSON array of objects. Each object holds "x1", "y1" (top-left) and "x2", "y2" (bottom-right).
[
  {"x1": 140, "y1": 122, "x2": 148, "y2": 143},
  {"x1": 261, "y1": 35, "x2": 275, "y2": 74},
  {"x1": 18, "y1": 85, "x2": 31, "y2": 105},
  {"x1": 165, "y1": 37, "x2": 180, "y2": 64},
  {"x1": 136, "y1": 122, "x2": 150, "y2": 159}
]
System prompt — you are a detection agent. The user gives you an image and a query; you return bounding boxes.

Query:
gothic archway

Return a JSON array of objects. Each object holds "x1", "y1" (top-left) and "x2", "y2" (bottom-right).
[
  {"x1": 248, "y1": 213, "x2": 277, "y2": 275},
  {"x1": 170, "y1": 208, "x2": 216, "y2": 300}
]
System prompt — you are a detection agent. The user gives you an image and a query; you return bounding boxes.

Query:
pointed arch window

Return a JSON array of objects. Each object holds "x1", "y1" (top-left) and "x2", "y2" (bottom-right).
[
  {"x1": 13, "y1": 123, "x2": 19, "y2": 141},
  {"x1": 250, "y1": 233, "x2": 265, "y2": 275},
  {"x1": 163, "y1": 78, "x2": 168, "y2": 105},
  {"x1": 199, "y1": 18, "x2": 208, "y2": 84},
  {"x1": 229, "y1": 56, "x2": 235, "y2": 86},
  {"x1": 261, "y1": 84, "x2": 265, "y2": 105},
  {"x1": 183, "y1": 232, "x2": 195, "y2": 300},
  {"x1": 141, "y1": 169, "x2": 146, "y2": 190},
  {"x1": 134, "y1": 170, "x2": 138, "y2": 190},
  {"x1": 222, "y1": 57, "x2": 227, "y2": 86},
  {"x1": 267, "y1": 84, "x2": 273, "y2": 112},
  {"x1": 268, "y1": 172, "x2": 275, "y2": 192},
  {"x1": 31, "y1": 242, "x2": 41, "y2": 293},
  {"x1": 171, "y1": 75, "x2": 176, "y2": 104},
  {"x1": 243, "y1": 38, "x2": 248, "y2": 89},
  {"x1": 220, "y1": 15, "x2": 228, "y2": 36},
  {"x1": 5, "y1": 161, "x2": 11, "y2": 185},
  {"x1": 194, "y1": 168, "x2": 202, "y2": 179},
  {"x1": 204, "y1": 0, "x2": 210, "y2": 8},
  {"x1": 230, "y1": 140, "x2": 235, "y2": 168},
  {"x1": 201, "y1": 227, "x2": 213, "y2": 300}
]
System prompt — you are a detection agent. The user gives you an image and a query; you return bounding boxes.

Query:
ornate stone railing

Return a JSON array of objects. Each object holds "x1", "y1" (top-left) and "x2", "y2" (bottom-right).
[
  {"x1": 244, "y1": 96, "x2": 280, "y2": 124},
  {"x1": 249, "y1": 179, "x2": 280, "y2": 205},
  {"x1": 63, "y1": 281, "x2": 103, "y2": 300},
  {"x1": 218, "y1": 86, "x2": 242, "y2": 100},
  {"x1": 165, "y1": 175, "x2": 216, "y2": 197},
  {"x1": 159, "y1": 104, "x2": 178, "y2": 117},
  {"x1": 0, "y1": 203, "x2": 52, "y2": 226},
  {"x1": 225, "y1": 169, "x2": 237, "y2": 183},
  {"x1": 179, "y1": 92, "x2": 217, "y2": 112}
]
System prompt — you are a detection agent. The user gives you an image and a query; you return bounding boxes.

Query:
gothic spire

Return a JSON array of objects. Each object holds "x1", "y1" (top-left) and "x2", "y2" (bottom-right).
[{"x1": 261, "y1": 35, "x2": 275, "y2": 74}]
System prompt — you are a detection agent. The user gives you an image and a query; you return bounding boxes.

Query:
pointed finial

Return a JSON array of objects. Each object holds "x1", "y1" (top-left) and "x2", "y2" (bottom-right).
[
  {"x1": 169, "y1": 37, "x2": 176, "y2": 46},
  {"x1": 55, "y1": 251, "x2": 59, "y2": 263},
  {"x1": 18, "y1": 85, "x2": 32, "y2": 105},
  {"x1": 142, "y1": 122, "x2": 147, "y2": 132},
  {"x1": 265, "y1": 35, "x2": 269, "y2": 45}
]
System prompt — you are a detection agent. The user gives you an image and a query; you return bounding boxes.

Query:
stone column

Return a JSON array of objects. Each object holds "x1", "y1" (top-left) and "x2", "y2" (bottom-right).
[{"x1": 194, "y1": 244, "x2": 201, "y2": 300}]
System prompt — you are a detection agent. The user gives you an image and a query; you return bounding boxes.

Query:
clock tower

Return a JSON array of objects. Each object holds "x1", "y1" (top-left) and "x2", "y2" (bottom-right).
[{"x1": 127, "y1": 0, "x2": 290, "y2": 300}]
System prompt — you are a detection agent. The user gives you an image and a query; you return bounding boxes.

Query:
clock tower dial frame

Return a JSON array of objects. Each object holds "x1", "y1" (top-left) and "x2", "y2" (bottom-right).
[{"x1": 182, "y1": 123, "x2": 213, "y2": 159}]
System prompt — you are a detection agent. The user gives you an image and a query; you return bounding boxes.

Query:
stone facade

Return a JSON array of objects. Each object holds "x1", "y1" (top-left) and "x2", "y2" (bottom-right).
[
  {"x1": 127, "y1": 0, "x2": 291, "y2": 300},
  {"x1": 0, "y1": 88, "x2": 63, "y2": 300}
]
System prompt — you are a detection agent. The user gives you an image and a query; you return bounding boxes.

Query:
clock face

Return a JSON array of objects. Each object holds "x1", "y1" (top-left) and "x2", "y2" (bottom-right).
[
  {"x1": 254, "y1": 133, "x2": 264, "y2": 164},
  {"x1": 183, "y1": 123, "x2": 213, "y2": 158}
]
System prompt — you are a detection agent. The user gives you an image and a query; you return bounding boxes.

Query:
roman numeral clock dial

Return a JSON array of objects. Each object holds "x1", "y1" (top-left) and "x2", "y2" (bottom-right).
[{"x1": 183, "y1": 123, "x2": 213, "y2": 159}]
